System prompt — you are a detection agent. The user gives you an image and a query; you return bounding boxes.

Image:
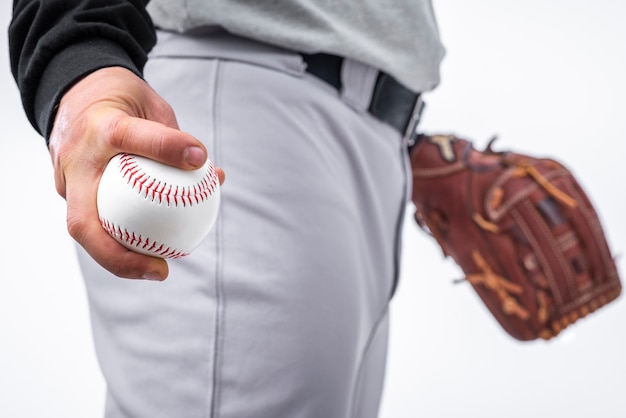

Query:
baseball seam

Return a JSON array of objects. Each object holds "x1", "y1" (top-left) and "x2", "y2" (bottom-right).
[
  {"x1": 118, "y1": 153, "x2": 219, "y2": 207},
  {"x1": 100, "y1": 218, "x2": 189, "y2": 259}
]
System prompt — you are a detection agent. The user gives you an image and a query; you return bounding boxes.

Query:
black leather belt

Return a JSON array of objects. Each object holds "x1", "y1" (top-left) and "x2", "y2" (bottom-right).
[{"x1": 301, "y1": 53, "x2": 424, "y2": 144}]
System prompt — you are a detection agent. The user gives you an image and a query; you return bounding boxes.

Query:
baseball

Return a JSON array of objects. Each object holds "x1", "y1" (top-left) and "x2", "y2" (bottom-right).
[{"x1": 97, "y1": 153, "x2": 221, "y2": 259}]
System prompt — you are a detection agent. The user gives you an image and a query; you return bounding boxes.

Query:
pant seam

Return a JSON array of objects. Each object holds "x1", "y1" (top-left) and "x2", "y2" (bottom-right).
[
  {"x1": 390, "y1": 140, "x2": 411, "y2": 299},
  {"x1": 207, "y1": 59, "x2": 225, "y2": 418},
  {"x1": 348, "y1": 304, "x2": 389, "y2": 418}
]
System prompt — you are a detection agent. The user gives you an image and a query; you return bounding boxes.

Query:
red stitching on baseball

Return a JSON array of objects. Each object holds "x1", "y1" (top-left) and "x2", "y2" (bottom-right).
[
  {"x1": 100, "y1": 217, "x2": 189, "y2": 259},
  {"x1": 116, "y1": 153, "x2": 219, "y2": 207}
]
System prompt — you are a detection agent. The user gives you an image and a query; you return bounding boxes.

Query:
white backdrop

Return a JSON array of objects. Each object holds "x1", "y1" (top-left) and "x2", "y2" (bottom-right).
[{"x1": 1, "y1": 1, "x2": 624, "y2": 417}]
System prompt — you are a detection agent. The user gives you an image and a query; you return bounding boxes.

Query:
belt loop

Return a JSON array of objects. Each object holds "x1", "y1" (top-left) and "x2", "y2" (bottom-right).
[
  {"x1": 404, "y1": 96, "x2": 425, "y2": 147},
  {"x1": 340, "y1": 58, "x2": 379, "y2": 113}
]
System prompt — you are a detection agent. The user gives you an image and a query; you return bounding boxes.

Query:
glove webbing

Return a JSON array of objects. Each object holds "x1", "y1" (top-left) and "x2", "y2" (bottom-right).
[{"x1": 472, "y1": 159, "x2": 577, "y2": 234}]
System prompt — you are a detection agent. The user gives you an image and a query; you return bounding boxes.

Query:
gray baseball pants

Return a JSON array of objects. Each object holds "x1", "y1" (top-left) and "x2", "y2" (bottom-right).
[{"x1": 77, "y1": 29, "x2": 410, "y2": 418}]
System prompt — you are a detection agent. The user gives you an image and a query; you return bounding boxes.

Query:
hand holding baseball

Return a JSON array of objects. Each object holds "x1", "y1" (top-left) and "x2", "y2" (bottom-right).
[
  {"x1": 48, "y1": 67, "x2": 225, "y2": 281},
  {"x1": 97, "y1": 153, "x2": 221, "y2": 259}
]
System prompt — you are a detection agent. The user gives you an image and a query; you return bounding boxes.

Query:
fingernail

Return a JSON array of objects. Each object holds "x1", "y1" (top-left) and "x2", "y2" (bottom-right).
[
  {"x1": 184, "y1": 146, "x2": 206, "y2": 167},
  {"x1": 143, "y1": 272, "x2": 163, "y2": 281}
]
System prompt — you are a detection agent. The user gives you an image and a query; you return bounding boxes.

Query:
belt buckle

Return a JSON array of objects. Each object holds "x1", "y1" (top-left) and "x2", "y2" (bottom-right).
[{"x1": 403, "y1": 95, "x2": 425, "y2": 147}]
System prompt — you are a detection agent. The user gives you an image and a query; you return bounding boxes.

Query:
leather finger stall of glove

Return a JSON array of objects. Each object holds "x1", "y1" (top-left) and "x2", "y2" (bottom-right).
[{"x1": 410, "y1": 134, "x2": 621, "y2": 341}]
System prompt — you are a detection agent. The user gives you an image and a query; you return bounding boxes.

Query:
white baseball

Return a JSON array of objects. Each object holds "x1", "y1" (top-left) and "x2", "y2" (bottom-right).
[{"x1": 97, "y1": 153, "x2": 221, "y2": 259}]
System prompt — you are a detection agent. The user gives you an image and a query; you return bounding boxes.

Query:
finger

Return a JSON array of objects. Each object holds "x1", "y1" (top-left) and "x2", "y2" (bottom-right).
[
  {"x1": 65, "y1": 176, "x2": 169, "y2": 280},
  {"x1": 216, "y1": 167, "x2": 225, "y2": 185},
  {"x1": 76, "y1": 215, "x2": 169, "y2": 280},
  {"x1": 108, "y1": 116, "x2": 208, "y2": 170}
]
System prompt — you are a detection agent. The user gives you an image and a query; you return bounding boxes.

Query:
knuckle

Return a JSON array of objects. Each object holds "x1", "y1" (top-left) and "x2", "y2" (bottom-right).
[
  {"x1": 53, "y1": 171, "x2": 67, "y2": 199},
  {"x1": 66, "y1": 212, "x2": 89, "y2": 244},
  {"x1": 154, "y1": 100, "x2": 176, "y2": 122},
  {"x1": 150, "y1": 133, "x2": 169, "y2": 159},
  {"x1": 107, "y1": 261, "x2": 128, "y2": 279},
  {"x1": 106, "y1": 115, "x2": 131, "y2": 150},
  {"x1": 54, "y1": 182, "x2": 67, "y2": 199}
]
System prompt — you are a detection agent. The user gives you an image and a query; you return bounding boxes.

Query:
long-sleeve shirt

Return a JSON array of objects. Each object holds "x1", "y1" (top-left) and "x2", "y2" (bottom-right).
[{"x1": 9, "y1": 0, "x2": 445, "y2": 139}]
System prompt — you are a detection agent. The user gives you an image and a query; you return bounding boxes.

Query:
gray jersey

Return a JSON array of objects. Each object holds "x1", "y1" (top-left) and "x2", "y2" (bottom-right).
[{"x1": 147, "y1": 0, "x2": 445, "y2": 93}]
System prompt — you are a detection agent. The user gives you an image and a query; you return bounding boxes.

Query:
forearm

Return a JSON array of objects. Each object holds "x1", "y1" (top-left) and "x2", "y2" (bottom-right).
[{"x1": 9, "y1": 0, "x2": 156, "y2": 140}]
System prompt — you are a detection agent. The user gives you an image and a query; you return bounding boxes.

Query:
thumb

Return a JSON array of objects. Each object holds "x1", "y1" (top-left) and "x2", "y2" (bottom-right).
[{"x1": 109, "y1": 115, "x2": 208, "y2": 170}]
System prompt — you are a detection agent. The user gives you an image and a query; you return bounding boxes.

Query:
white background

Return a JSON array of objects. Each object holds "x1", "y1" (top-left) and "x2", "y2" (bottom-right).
[{"x1": 1, "y1": 1, "x2": 625, "y2": 417}]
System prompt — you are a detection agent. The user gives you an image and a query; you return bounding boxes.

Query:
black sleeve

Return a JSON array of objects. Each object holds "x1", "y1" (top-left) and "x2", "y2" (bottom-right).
[{"x1": 9, "y1": 0, "x2": 157, "y2": 140}]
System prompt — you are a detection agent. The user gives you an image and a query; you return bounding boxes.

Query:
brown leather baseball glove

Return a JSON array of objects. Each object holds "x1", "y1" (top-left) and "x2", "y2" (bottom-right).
[{"x1": 410, "y1": 134, "x2": 621, "y2": 341}]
